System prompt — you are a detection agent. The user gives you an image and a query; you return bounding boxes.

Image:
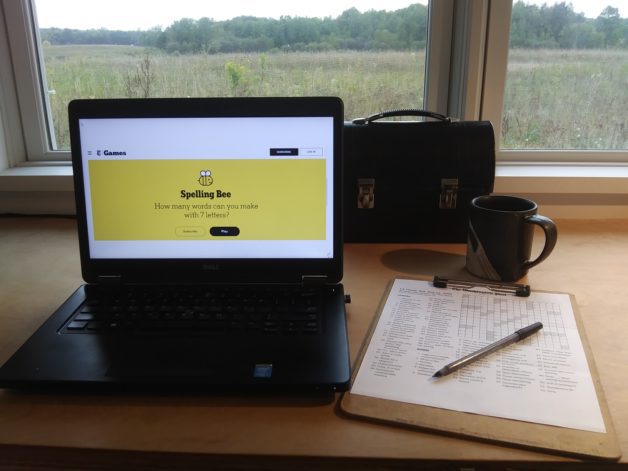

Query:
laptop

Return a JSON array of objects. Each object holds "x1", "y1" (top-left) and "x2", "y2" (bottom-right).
[{"x1": 0, "y1": 97, "x2": 351, "y2": 393}]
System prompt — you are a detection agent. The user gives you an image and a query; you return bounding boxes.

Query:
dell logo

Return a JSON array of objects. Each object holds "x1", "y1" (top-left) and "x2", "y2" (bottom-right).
[{"x1": 201, "y1": 264, "x2": 220, "y2": 271}]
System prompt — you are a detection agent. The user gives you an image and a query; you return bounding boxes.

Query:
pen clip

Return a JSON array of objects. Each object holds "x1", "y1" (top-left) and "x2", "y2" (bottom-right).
[{"x1": 433, "y1": 276, "x2": 531, "y2": 297}]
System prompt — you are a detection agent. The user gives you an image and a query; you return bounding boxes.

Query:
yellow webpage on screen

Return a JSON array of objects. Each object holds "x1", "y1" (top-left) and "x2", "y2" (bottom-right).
[{"x1": 89, "y1": 159, "x2": 326, "y2": 240}]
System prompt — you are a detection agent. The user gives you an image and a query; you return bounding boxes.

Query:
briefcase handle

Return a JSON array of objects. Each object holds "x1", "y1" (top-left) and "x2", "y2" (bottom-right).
[{"x1": 352, "y1": 109, "x2": 451, "y2": 125}]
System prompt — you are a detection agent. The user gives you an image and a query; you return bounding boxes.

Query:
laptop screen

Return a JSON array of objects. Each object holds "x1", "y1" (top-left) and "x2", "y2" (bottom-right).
[{"x1": 76, "y1": 113, "x2": 334, "y2": 261}]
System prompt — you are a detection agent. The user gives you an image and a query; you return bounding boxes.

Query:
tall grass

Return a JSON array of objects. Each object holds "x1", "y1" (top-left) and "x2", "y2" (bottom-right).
[
  {"x1": 42, "y1": 45, "x2": 426, "y2": 149},
  {"x1": 503, "y1": 49, "x2": 627, "y2": 150},
  {"x1": 41, "y1": 44, "x2": 627, "y2": 151}
]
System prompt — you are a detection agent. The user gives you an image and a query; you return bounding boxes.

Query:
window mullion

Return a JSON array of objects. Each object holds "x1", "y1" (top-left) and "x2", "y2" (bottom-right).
[
  {"x1": 424, "y1": 0, "x2": 454, "y2": 115},
  {"x1": 449, "y1": 0, "x2": 490, "y2": 120},
  {"x1": 480, "y1": 0, "x2": 512, "y2": 150},
  {"x1": 425, "y1": 0, "x2": 491, "y2": 121}
]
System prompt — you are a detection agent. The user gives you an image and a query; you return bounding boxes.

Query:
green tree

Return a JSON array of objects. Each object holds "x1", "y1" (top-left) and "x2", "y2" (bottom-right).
[
  {"x1": 560, "y1": 23, "x2": 604, "y2": 48},
  {"x1": 596, "y1": 6, "x2": 623, "y2": 46}
]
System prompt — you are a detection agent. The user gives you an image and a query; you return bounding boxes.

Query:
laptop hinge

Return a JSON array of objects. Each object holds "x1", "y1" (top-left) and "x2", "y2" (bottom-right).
[
  {"x1": 301, "y1": 275, "x2": 328, "y2": 286},
  {"x1": 97, "y1": 275, "x2": 123, "y2": 286}
]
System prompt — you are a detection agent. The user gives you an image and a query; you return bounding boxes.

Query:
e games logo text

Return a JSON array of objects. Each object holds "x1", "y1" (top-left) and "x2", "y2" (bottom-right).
[{"x1": 96, "y1": 149, "x2": 127, "y2": 156}]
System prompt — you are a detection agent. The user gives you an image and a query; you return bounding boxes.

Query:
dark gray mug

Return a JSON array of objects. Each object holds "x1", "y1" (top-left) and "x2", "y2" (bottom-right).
[{"x1": 466, "y1": 195, "x2": 557, "y2": 282}]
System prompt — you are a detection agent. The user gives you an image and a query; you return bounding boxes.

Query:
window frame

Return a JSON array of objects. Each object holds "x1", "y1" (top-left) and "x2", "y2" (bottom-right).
[
  {"x1": 4, "y1": 0, "x2": 60, "y2": 163},
  {"x1": 481, "y1": 1, "x2": 628, "y2": 165},
  {"x1": 4, "y1": 0, "x2": 451, "y2": 163},
  {"x1": 1, "y1": 0, "x2": 628, "y2": 217},
  {"x1": 8, "y1": 0, "x2": 623, "y2": 165}
]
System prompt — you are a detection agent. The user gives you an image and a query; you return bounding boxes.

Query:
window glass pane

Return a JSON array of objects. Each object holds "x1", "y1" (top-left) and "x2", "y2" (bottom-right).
[
  {"x1": 34, "y1": 0, "x2": 428, "y2": 150},
  {"x1": 502, "y1": 1, "x2": 628, "y2": 150}
]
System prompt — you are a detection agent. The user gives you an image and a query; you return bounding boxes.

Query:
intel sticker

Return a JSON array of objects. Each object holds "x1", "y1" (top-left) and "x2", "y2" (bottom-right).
[{"x1": 253, "y1": 363, "x2": 273, "y2": 378}]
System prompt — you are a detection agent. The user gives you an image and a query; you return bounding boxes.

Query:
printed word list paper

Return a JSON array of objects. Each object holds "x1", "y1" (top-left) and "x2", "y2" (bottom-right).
[{"x1": 351, "y1": 279, "x2": 605, "y2": 433}]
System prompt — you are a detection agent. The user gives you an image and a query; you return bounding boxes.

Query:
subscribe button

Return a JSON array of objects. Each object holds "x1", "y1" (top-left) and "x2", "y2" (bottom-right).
[{"x1": 175, "y1": 227, "x2": 205, "y2": 237}]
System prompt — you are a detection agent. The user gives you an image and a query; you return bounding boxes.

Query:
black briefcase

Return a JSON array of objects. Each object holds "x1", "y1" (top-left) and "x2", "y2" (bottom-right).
[{"x1": 343, "y1": 110, "x2": 495, "y2": 243}]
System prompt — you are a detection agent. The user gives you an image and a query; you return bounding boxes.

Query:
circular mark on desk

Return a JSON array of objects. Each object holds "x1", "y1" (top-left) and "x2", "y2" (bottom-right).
[{"x1": 381, "y1": 249, "x2": 466, "y2": 277}]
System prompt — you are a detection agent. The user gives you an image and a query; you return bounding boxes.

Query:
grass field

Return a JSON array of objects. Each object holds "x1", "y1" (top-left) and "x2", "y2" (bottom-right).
[
  {"x1": 502, "y1": 48, "x2": 627, "y2": 150},
  {"x1": 40, "y1": 45, "x2": 627, "y2": 150}
]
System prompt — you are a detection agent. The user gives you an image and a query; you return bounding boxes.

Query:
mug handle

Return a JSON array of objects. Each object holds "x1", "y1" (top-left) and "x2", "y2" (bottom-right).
[{"x1": 523, "y1": 215, "x2": 558, "y2": 269}]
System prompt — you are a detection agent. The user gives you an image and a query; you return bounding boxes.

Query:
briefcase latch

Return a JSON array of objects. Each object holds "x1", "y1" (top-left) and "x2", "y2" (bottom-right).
[
  {"x1": 439, "y1": 178, "x2": 459, "y2": 209},
  {"x1": 358, "y1": 178, "x2": 375, "y2": 209}
]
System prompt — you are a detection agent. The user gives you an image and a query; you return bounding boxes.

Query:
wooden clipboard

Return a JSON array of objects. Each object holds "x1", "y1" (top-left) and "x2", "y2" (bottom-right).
[{"x1": 339, "y1": 279, "x2": 621, "y2": 461}]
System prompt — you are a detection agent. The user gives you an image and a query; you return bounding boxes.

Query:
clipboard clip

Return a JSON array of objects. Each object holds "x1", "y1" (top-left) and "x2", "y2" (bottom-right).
[{"x1": 433, "y1": 276, "x2": 531, "y2": 297}]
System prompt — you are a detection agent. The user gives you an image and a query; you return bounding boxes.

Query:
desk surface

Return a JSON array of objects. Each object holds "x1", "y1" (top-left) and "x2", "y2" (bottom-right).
[{"x1": 1, "y1": 216, "x2": 627, "y2": 470}]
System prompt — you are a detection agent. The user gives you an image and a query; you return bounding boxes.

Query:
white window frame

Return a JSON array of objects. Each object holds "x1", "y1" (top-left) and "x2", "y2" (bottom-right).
[
  {"x1": 482, "y1": 1, "x2": 628, "y2": 165},
  {"x1": 2, "y1": 0, "x2": 59, "y2": 163},
  {"x1": 5, "y1": 0, "x2": 454, "y2": 165},
  {"x1": 478, "y1": 1, "x2": 628, "y2": 215},
  {"x1": 1, "y1": 0, "x2": 627, "y2": 217}
]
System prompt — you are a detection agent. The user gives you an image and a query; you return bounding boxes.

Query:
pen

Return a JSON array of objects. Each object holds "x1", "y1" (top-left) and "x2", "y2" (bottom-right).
[{"x1": 432, "y1": 321, "x2": 543, "y2": 378}]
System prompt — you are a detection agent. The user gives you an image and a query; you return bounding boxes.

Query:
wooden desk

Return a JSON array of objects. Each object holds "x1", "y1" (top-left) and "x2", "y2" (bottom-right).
[{"x1": 1, "y1": 216, "x2": 627, "y2": 470}]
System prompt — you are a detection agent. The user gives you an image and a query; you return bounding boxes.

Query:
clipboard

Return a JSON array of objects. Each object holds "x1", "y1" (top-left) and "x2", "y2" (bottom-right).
[{"x1": 339, "y1": 278, "x2": 621, "y2": 461}]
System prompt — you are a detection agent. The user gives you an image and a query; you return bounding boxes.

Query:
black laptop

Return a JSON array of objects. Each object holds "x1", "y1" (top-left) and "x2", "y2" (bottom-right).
[{"x1": 0, "y1": 97, "x2": 351, "y2": 392}]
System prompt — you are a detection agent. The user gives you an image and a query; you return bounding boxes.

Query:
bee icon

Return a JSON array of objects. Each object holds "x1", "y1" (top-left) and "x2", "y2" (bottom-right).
[{"x1": 198, "y1": 170, "x2": 213, "y2": 186}]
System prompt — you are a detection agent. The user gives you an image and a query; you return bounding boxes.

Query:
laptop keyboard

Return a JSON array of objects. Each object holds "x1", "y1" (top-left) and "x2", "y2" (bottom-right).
[{"x1": 61, "y1": 285, "x2": 323, "y2": 335}]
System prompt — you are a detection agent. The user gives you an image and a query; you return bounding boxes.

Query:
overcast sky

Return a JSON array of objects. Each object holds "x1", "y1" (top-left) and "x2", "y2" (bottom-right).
[{"x1": 34, "y1": 0, "x2": 627, "y2": 31}]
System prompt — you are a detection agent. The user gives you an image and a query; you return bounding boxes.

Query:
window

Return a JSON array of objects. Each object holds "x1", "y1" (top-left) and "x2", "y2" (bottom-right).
[
  {"x1": 504, "y1": 1, "x2": 627, "y2": 151},
  {"x1": 0, "y1": 0, "x2": 628, "y2": 167},
  {"x1": 28, "y1": 0, "x2": 430, "y2": 154},
  {"x1": 483, "y1": 0, "x2": 628, "y2": 162}
]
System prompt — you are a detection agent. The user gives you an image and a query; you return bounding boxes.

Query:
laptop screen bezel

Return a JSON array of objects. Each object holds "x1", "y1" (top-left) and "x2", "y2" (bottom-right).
[{"x1": 68, "y1": 97, "x2": 343, "y2": 284}]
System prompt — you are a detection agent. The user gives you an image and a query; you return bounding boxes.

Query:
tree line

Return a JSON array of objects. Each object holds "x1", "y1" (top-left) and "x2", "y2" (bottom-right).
[
  {"x1": 40, "y1": 2, "x2": 627, "y2": 52},
  {"x1": 511, "y1": 3, "x2": 627, "y2": 48}
]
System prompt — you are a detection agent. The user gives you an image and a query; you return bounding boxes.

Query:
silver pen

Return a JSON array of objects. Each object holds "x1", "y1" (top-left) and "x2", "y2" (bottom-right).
[{"x1": 432, "y1": 321, "x2": 543, "y2": 378}]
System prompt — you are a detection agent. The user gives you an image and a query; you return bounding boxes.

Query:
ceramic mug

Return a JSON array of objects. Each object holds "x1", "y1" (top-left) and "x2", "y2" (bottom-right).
[{"x1": 465, "y1": 195, "x2": 557, "y2": 282}]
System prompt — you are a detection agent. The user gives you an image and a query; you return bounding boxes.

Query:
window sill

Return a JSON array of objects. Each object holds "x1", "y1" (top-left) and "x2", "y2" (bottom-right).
[
  {"x1": 0, "y1": 163, "x2": 75, "y2": 214},
  {"x1": 1, "y1": 162, "x2": 628, "y2": 218},
  {"x1": 0, "y1": 162, "x2": 74, "y2": 191},
  {"x1": 494, "y1": 163, "x2": 628, "y2": 195}
]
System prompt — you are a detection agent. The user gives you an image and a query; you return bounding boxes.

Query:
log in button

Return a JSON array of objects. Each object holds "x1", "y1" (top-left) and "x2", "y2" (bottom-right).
[{"x1": 210, "y1": 226, "x2": 240, "y2": 237}]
